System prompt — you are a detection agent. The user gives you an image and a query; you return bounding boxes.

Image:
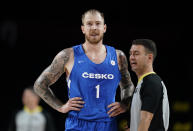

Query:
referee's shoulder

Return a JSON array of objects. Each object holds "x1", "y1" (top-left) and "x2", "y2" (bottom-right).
[{"x1": 143, "y1": 74, "x2": 163, "y2": 86}]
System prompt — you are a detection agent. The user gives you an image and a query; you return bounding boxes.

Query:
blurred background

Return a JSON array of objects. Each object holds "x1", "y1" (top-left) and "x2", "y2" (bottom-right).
[{"x1": 0, "y1": 1, "x2": 191, "y2": 131}]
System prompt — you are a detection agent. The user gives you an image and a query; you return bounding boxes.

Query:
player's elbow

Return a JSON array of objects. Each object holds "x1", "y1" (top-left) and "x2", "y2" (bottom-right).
[
  {"x1": 33, "y1": 82, "x2": 38, "y2": 94},
  {"x1": 33, "y1": 79, "x2": 42, "y2": 95}
]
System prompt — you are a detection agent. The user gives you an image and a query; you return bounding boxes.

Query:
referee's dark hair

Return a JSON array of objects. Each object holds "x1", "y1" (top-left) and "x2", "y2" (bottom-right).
[{"x1": 131, "y1": 39, "x2": 157, "y2": 61}]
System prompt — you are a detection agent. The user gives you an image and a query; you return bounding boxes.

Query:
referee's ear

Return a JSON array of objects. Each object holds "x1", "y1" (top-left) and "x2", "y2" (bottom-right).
[{"x1": 148, "y1": 53, "x2": 154, "y2": 63}]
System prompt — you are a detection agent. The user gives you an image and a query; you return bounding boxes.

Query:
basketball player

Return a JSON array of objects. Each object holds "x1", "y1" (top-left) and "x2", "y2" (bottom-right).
[
  {"x1": 34, "y1": 9, "x2": 134, "y2": 131},
  {"x1": 129, "y1": 39, "x2": 170, "y2": 131}
]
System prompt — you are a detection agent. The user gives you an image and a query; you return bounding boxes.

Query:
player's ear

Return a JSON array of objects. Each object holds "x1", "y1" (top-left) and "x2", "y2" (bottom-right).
[
  {"x1": 81, "y1": 25, "x2": 85, "y2": 34},
  {"x1": 104, "y1": 24, "x2": 107, "y2": 33}
]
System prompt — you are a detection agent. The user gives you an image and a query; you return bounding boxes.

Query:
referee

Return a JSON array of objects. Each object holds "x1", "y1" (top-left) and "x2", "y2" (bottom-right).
[{"x1": 128, "y1": 39, "x2": 169, "y2": 131}]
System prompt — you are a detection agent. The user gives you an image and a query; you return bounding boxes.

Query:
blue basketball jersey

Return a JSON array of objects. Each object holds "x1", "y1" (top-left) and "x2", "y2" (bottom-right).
[{"x1": 67, "y1": 44, "x2": 121, "y2": 122}]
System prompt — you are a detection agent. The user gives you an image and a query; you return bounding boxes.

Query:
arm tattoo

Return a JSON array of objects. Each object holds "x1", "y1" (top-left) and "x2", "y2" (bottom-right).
[
  {"x1": 34, "y1": 48, "x2": 72, "y2": 110},
  {"x1": 117, "y1": 50, "x2": 135, "y2": 106}
]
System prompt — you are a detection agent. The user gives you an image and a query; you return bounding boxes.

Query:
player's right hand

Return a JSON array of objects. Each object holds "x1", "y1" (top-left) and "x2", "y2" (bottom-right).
[{"x1": 57, "y1": 97, "x2": 85, "y2": 113}]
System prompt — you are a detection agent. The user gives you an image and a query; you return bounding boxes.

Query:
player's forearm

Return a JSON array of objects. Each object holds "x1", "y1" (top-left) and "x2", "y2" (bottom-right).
[
  {"x1": 120, "y1": 85, "x2": 134, "y2": 107},
  {"x1": 120, "y1": 80, "x2": 134, "y2": 99},
  {"x1": 120, "y1": 72, "x2": 135, "y2": 106},
  {"x1": 34, "y1": 77, "x2": 63, "y2": 110}
]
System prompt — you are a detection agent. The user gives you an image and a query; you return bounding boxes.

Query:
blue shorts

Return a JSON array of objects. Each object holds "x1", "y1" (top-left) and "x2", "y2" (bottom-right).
[{"x1": 65, "y1": 116, "x2": 117, "y2": 131}]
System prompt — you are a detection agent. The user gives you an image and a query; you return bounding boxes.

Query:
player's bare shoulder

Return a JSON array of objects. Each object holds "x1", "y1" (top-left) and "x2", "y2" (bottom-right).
[
  {"x1": 59, "y1": 48, "x2": 74, "y2": 77},
  {"x1": 57, "y1": 48, "x2": 74, "y2": 65}
]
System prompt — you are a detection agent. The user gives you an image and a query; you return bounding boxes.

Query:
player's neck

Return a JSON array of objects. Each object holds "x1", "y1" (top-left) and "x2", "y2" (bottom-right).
[{"x1": 83, "y1": 42, "x2": 105, "y2": 54}]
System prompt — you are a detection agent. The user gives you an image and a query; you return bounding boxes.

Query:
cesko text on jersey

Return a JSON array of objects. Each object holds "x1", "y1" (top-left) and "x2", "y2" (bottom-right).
[{"x1": 82, "y1": 72, "x2": 114, "y2": 79}]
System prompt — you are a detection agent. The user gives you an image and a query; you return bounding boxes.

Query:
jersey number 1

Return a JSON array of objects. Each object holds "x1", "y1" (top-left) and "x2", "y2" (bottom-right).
[{"x1": 95, "y1": 85, "x2": 100, "y2": 98}]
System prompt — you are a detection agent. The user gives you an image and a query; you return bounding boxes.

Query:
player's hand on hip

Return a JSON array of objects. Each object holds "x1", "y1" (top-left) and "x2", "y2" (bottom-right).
[
  {"x1": 107, "y1": 102, "x2": 127, "y2": 117},
  {"x1": 57, "y1": 97, "x2": 84, "y2": 113}
]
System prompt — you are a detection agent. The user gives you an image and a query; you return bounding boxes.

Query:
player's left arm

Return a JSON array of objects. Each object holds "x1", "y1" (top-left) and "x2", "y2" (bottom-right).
[
  {"x1": 116, "y1": 50, "x2": 134, "y2": 104},
  {"x1": 108, "y1": 50, "x2": 134, "y2": 117}
]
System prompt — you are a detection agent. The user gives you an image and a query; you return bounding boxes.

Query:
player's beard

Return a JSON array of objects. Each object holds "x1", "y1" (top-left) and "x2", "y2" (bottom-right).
[{"x1": 85, "y1": 33, "x2": 104, "y2": 44}]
